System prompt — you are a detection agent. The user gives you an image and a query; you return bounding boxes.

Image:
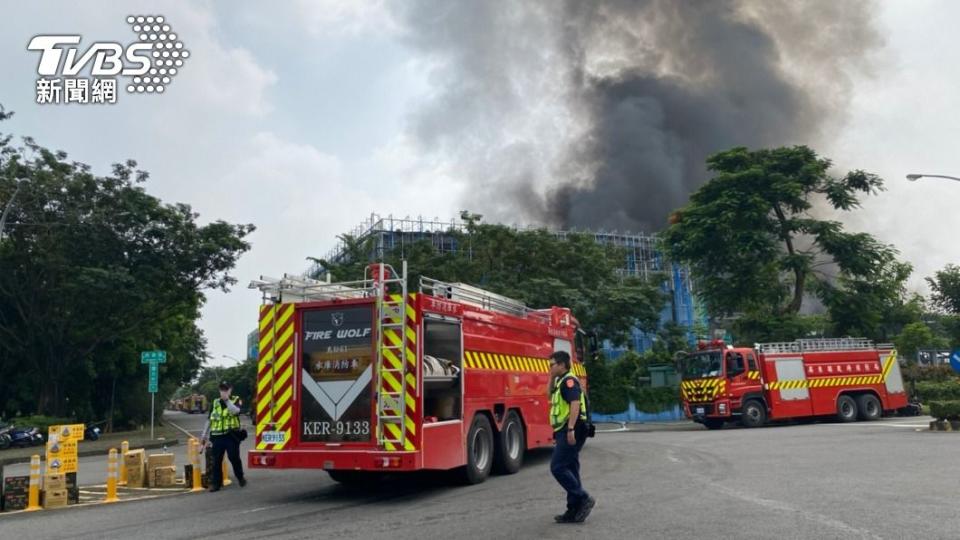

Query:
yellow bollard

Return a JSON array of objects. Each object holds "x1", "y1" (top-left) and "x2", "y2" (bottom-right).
[
  {"x1": 221, "y1": 456, "x2": 232, "y2": 487},
  {"x1": 119, "y1": 440, "x2": 129, "y2": 486},
  {"x1": 190, "y1": 439, "x2": 203, "y2": 492},
  {"x1": 105, "y1": 448, "x2": 119, "y2": 503},
  {"x1": 25, "y1": 455, "x2": 42, "y2": 511}
]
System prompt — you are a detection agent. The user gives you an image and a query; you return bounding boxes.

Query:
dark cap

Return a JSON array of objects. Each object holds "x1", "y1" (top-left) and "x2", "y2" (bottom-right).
[{"x1": 218, "y1": 381, "x2": 232, "y2": 390}]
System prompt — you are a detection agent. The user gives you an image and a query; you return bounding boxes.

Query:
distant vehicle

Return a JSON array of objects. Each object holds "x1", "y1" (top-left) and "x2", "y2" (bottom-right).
[
  {"x1": 680, "y1": 338, "x2": 910, "y2": 430},
  {"x1": 178, "y1": 394, "x2": 208, "y2": 414},
  {"x1": 1, "y1": 423, "x2": 45, "y2": 447}
]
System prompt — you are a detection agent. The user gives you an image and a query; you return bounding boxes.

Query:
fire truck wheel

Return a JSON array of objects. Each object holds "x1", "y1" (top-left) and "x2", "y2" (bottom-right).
[
  {"x1": 461, "y1": 414, "x2": 494, "y2": 484},
  {"x1": 741, "y1": 400, "x2": 766, "y2": 428},
  {"x1": 836, "y1": 395, "x2": 858, "y2": 422},
  {"x1": 494, "y1": 411, "x2": 525, "y2": 474},
  {"x1": 856, "y1": 394, "x2": 882, "y2": 421}
]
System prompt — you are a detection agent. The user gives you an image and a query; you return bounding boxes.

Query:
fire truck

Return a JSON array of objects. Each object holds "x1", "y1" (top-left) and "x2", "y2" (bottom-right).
[
  {"x1": 247, "y1": 263, "x2": 589, "y2": 484},
  {"x1": 178, "y1": 394, "x2": 208, "y2": 414},
  {"x1": 679, "y1": 338, "x2": 909, "y2": 429}
]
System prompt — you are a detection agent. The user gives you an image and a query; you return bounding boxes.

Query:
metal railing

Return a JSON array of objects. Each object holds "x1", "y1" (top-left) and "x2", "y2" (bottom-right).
[
  {"x1": 420, "y1": 277, "x2": 550, "y2": 321},
  {"x1": 755, "y1": 338, "x2": 876, "y2": 354}
]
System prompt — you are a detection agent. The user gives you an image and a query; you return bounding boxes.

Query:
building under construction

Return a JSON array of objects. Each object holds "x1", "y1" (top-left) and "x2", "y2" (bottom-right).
[{"x1": 313, "y1": 213, "x2": 704, "y2": 354}]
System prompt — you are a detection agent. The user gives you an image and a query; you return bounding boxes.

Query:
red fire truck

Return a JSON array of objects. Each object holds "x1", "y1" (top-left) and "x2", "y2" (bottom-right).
[
  {"x1": 679, "y1": 338, "x2": 909, "y2": 429},
  {"x1": 247, "y1": 263, "x2": 589, "y2": 484}
]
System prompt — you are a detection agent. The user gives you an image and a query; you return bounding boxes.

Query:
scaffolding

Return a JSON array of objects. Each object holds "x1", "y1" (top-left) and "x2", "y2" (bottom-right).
[{"x1": 311, "y1": 213, "x2": 705, "y2": 353}]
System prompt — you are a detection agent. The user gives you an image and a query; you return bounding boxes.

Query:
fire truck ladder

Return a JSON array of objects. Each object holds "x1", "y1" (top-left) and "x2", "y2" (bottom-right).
[
  {"x1": 419, "y1": 277, "x2": 550, "y2": 322},
  {"x1": 755, "y1": 337, "x2": 876, "y2": 354},
  {"x1": 370, "y1": 262, "x2": 411, "y2": 450}
]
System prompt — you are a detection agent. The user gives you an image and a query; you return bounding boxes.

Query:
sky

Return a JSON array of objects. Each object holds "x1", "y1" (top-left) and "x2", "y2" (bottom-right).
[{"x1": 1, "y1": 1, "x2": 958, "y2": 366}]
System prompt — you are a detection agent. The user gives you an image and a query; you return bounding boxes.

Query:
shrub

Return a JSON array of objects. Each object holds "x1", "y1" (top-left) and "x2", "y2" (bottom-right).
[
  {"x1": 10, "y1": 415, "x2": 76, "y2": 433},
  {"x1": 915, "y1": 381, "x2": 960, "y2": 402},
  {"x1": 929, "y1": 401, "x2": 960, "y2": 420},
  {"x1": 630, "y1": 386, "x2": 680, "y2": 413}
]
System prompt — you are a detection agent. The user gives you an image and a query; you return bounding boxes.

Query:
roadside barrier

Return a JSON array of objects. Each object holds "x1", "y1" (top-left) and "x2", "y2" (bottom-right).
[
  {"x1": 25, "y1": 455, "x2": 41, "y2": 512},
  {"x1": 105, "y1": 449, "x2": 119, "y2": 503},
  {"x1": 120, "y1": 441, "x2": 129, "y2": 486}
]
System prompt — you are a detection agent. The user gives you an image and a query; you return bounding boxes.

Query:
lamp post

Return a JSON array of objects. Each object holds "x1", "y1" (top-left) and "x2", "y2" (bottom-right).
[
  {"x1": 906, "y1": 173, "x2": 960, "y2": 183},
  {"x1": 221, "y1": 354, "x2": 242, "y2": 365}
]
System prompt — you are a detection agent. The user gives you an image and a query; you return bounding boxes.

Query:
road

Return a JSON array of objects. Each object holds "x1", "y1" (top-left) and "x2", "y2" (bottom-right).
[{"x1": 1, "y1": 415, "x2": 955, "y2": 539}]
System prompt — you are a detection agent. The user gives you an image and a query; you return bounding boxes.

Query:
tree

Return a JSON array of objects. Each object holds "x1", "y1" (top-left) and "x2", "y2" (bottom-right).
[
  {"x1": 0, "y1": 110, "x2": 254, "y2": 426},
  {"x1": 663, "y1": 146, "x2": 912, "y2": 340},
  {"x1": 928, "y1": 264, "x2": 960, "y2": 314},
  {"x1": 895, "y1": 322, "x2": 948, "y2": 363},
  {"x1": 316, "y1": 222, "x2": 666, "y2": 345}
]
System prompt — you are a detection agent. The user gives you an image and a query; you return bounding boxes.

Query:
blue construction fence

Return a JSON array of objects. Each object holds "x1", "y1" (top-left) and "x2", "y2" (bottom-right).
[{"x1": 591, "y1": 402, "x2": 685, "y2": 423}]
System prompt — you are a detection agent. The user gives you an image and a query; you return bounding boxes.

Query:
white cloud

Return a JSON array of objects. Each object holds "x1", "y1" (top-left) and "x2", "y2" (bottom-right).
[{"x1": 294, "y1": 0, "x2": 399, "y2": 37}]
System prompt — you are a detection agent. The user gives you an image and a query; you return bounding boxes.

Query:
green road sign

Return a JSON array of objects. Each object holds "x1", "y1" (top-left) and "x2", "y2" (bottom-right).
[
  {"x1": 141, "y1": 350, "x2": 167, "y2": 364},
  {"x1": 148, "y1": 363, "x2": 159, "y2": 393}
]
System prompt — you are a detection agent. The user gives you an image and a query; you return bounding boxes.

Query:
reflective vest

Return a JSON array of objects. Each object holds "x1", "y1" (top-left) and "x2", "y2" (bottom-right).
[
  {"x1": 550, "y1": 372, "x2": 587, "y2": 432},
  {"x1": 209, "y1": 396, "x2": 241, "y2": 436}
]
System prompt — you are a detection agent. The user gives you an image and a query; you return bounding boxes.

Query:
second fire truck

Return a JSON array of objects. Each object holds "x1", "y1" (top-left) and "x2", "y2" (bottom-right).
[{"x1": 680, "y1": 338, "x2": 909, "y2": 429}]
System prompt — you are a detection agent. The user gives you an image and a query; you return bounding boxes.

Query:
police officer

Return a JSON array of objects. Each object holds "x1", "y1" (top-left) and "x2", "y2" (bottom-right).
[
  {"x1": 548, "y1": 351, "x2": 595, "y2": 523},
  {"x1": 199, "y1": 381, "x2": 247, "y2": 491}
]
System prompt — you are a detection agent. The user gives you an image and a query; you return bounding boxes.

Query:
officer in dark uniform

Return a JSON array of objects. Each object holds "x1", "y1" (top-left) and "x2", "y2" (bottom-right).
[
  {"x1": 199, "y1": 381, "x2": 247, "y2": 491},
  {"x1": 548, "y1": 351, "x2": 595, "y2": 523}
]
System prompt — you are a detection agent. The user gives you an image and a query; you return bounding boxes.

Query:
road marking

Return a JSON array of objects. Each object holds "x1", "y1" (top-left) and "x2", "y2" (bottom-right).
[
  {"x1": 241, "y1": 504, "x2": 286, "y2": 514},
  {"x1": 711, "y1": 484, "x2": 882, "y2": 539},
  {"x1": 819, "y1": 422, "x2": 929, "y2": 429},
  {"x1": 596, "y1": 422, "x2": 629, "y2": 433},
  {"x1": 166, "y1": 417, "x2": 200, "y2": 439}
]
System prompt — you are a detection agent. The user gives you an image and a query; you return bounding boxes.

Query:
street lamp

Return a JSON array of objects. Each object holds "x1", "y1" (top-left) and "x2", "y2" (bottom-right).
[
  {"x1": 221, "y1": 354, "x2": 242, "y2": 364},
  {"x1": 906, "y1": 173, "x2": 960, "y2": 183}
]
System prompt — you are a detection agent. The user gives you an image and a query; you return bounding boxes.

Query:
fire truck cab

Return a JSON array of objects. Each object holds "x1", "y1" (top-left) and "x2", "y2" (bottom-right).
[
  {"x1": 247, "y1": 263, "x2": 589, "y2": 484},
  {"x1": 680, "y1": 338, "x2": 909, "y2": 429}
]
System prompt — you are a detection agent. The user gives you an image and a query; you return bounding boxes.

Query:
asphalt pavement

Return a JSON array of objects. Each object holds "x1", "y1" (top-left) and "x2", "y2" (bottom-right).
[{"x1": 0, "y1": 415, "x2": 954, "y2": 539}]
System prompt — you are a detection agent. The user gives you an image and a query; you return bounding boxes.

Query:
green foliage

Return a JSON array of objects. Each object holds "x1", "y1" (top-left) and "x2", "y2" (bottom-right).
[
  {"x1": 317, "y1": 222, "x2": 666, "y2": 345},
  {"x1": 663, "y1": 146, "x2": 915, "y2": 342},
  {"x1": 629, "y1": 387, "x2": 680, "y2": 413},
  {"x1": 9, "y1": 415, "x2": 75, "y2": 432},
  {"x1": 902, "y1": 364, "x2": 957, "y2": 384},
  {"x1": 928, "y1": 265, "x2": 960, "y2": 314},
  {"x1": 189, "y1": 356, "x2": 258, "y2": 410},
  {"x1": 915, "y1": 381, "x2": 960, "y2": 402},
  {"x1": 0, "y1": 110, "x2": 254, "y2": 427},
  {"x1": 895, "y1": 322, "x2": 949, "y2": 362},
  {"x1": 732, "y1": 313, "x2": 829, "y2": 345},
  {"x1": 929, "y1": 401, "x2": 960, "y2": 421}
]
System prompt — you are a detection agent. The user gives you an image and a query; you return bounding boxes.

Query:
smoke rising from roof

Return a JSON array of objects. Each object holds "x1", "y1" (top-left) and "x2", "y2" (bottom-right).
[{"x1": 394, "y1": 0, "x2": 882, "y2": 232}]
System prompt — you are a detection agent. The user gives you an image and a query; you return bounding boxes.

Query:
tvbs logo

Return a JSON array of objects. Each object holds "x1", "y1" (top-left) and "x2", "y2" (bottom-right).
[{"x1": 27, "y1": 15, "x2": 189, "y2": 105}]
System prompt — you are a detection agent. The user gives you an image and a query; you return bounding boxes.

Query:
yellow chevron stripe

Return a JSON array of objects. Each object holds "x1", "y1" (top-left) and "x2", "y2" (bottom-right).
[
  {"x1": 384, "y1": 328, "x2": 402, "y2": 347},
  {"x1": 275, "y1": 428, "x2": 292, "y2": 450},
  {"x1": 406, "y1": 304, "x2": 416, "y2": 323},
  {"x1": 405, "y1": 326, "x2": 417, "y2": 344},
  {"x1": 275, "y1": 384, "x2": 293, "y2": 411},
  {"x1": 405, "y1": 415, "x2": 416, "y2": 436},
  {"x1": 257, "y1": 369, "x2": 274, "y2": 395},
  {"x1": 385, "y1": 422, "x2": 403, "y2": 442},
  {"x1": 383, "y1": 347, "x2": 402, "y2": 369},
  {"x1": 405, "y1": 391, "x2": 415, "y2": 413},
  {"x1": 381, "y1": 371, "x2": 402, "y2": 393},
  {"x1": 259, "y1": 327, "x2": 275, "y2": 354},
  {"x1": 278, "y1": 303, "x2": 295, "y2": 328},
  {"x1": 259, "y1": 306, "x2": 275, "y2": 330}
]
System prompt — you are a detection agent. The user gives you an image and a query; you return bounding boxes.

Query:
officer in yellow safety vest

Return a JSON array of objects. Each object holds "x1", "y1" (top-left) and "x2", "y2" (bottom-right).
[
  {"x1": 548, "y1": 351, "x2": 595, "y2": 524},
  {"x1": 199, "y1": 381, "x2": 247, "y2": 491}
]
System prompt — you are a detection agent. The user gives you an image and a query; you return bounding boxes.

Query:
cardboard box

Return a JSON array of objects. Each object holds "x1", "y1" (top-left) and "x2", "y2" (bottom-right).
[
  {"x1": 45, "y1": 473, "x2": 66, "y2": 491},
  {"x1": 124, "y1": 448, "x2": 146, "y2": 468},
  {"x1": 43, "y1": 489, "x2": 68, "y2": 509},
  {"x1": 147, "y1": 452, "x2": 175, "y2": 469},
  {"x1": 152, "y1": 466, "x2": 177, "y2": 488},
  {"x1": 126, "y1": 463, "x2": 146, "y2": 488}
]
